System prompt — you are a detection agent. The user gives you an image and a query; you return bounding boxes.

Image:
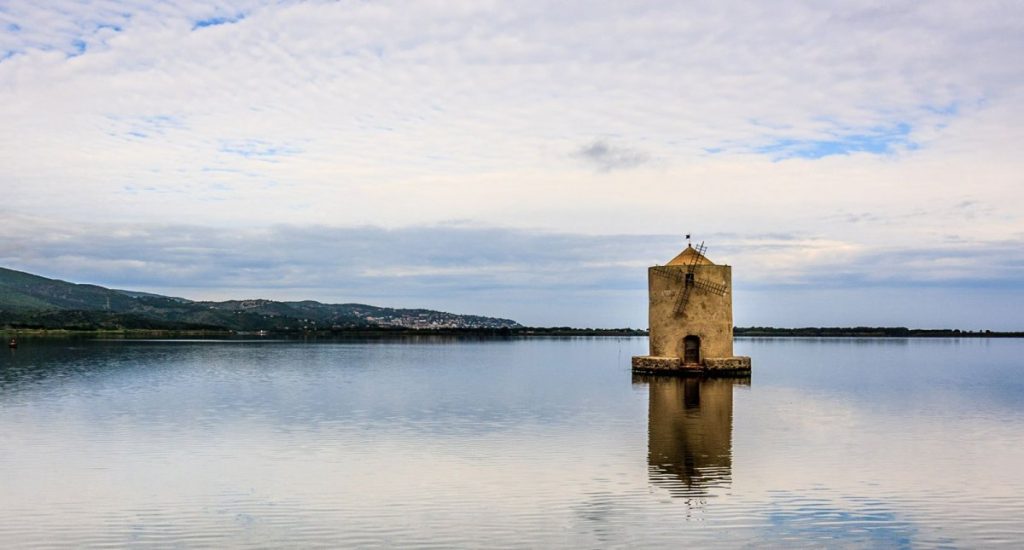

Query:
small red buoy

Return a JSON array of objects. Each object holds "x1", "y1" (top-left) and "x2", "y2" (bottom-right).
[{"x1": 7, "y1": 338, "x2": 16, "y2": 349}]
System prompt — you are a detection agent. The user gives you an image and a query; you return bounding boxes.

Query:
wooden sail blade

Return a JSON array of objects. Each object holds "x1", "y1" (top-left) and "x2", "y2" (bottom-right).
[
  {"x1": 673, "y1": 283, "x2": 693, "y2": 315},
  {"x1": 693, "y1": 278, "x2": 728, "y2": 296},
  {"x1": 651, "y1": 265, "x2": 684, "y2": 282}
]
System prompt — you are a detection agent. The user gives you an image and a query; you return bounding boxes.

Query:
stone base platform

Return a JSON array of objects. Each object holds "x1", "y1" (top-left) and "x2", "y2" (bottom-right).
[{"x1": 631, "y1": 355, "x2": 751, "y2": 376}]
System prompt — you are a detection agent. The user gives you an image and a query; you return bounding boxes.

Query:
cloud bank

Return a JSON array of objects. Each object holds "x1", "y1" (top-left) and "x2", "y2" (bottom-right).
[
  {"x1": 0, "y1": 1, "x2": 1022, "y2": 327},
  {"x1": 2, "y1": 216, "x2": 1022, "y2": 328}
]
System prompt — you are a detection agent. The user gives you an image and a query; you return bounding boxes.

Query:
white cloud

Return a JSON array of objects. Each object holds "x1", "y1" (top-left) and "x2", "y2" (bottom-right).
[{"x1": 0, "y1": 0, "x2": 1022, "y2": 326}]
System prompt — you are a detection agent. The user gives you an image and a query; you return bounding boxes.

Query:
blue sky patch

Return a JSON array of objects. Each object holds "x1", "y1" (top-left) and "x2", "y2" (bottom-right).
[
  {"x1": 69, "y1": 38, "x2": 87, "y2": 57},
  {"x1": 193, "y1": 14, "x2": 246, "y2": 30},
  {"x1": 755, "y1": 123, "x2": 914, "y2": 160}
]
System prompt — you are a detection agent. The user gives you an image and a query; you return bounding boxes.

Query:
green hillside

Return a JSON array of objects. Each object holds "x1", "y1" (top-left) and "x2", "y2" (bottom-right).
[
  {"x1": 0, "y1": 266, "x2": 520, "y2": 331},
  {"x1": 0, "y1": 267, "x2": 143, "y2": 312}
]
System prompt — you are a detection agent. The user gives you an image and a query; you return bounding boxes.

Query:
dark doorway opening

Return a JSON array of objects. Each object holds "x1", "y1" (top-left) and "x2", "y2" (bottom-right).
[{"x1": 683, "y1": 335, "x2": 700, "y2": 364}]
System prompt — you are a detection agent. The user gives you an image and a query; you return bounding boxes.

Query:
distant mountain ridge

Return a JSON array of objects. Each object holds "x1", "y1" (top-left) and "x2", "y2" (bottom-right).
[{"x1": 0, "y1": 266, "x2": 520, "y2": 331}]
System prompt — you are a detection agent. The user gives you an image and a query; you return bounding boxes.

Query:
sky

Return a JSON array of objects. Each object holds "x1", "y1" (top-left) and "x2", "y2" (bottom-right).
[{"x1": 1, "y1": 1, "x2": 1022, "y2": 329}]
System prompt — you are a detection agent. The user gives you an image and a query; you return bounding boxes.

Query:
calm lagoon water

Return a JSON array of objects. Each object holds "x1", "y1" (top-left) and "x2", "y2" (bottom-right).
[{"x1": 2, "y1": 336, "x2": 1023, "y2": 548}]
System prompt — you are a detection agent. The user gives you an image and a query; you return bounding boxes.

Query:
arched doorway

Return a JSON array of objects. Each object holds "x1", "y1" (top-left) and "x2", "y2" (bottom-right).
[{"x1": 683, "y1": 335, "x2": 700, "y2": 364}]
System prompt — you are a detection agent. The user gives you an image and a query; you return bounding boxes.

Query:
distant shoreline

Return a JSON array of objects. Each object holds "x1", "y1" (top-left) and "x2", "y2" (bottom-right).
[
  {"x1": 3, "y1": 326, "x2": 1023, "y2": 338},
  {"x1": 733, "y1": 327, "x2": 1024, "y2": 338},
  {"x1": 0, "y1": 327, "x2": 647, "y2": 338},
  {"x1": 6, "y1": 267, "x2": 1021, "y2": 339}
]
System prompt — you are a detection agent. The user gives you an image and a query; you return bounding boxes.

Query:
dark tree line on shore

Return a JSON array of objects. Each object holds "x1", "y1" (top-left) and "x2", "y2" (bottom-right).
[{"x1": 733, "y1": 326, "x2": 1024, "y2": 338}]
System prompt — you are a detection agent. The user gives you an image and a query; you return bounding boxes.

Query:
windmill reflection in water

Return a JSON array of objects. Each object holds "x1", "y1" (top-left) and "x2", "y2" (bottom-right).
[{"x1": 633, "y1": 374, "x2": 749, "y2": 504}]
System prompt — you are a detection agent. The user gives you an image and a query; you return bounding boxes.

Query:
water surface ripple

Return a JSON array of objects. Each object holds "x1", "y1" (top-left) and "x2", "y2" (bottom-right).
[{"x1": 2, "y1": 337, "x2": 1023, "y2": 547}]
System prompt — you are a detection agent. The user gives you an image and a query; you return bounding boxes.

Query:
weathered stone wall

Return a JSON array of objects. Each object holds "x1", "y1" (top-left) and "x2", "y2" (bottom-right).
[
  {"x1": 632, "y1": 355, "x2": 751, "y2": 376},
  {"x1": 704, "y1": 356, "x2": 752, "y2": 375},
  {"x1": 633, "y1": 355, "x2": 685, "y2": 373},
  {"x1": 648, "y1": 264, "x2": 733, "y2": 360}
]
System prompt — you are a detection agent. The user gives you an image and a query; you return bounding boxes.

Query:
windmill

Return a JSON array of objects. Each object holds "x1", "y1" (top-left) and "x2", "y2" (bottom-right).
[
  {"x1": 650, "y1": 241, "x2": 728, "y2": 317},
  {"x1": 632, "y1": 238, "x2": 751, "y2": 374}
]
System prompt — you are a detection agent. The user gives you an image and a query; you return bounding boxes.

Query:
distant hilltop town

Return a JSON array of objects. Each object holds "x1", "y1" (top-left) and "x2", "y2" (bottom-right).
[
  {"x1": 351, "y1": 307, "x2": 519, "y2": 330},
  {"x1": 0, "y1": 267, "x2": 520, "y2": 332}
]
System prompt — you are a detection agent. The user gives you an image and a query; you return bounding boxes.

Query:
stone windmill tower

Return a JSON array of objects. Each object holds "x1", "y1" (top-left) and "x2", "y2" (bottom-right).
[{"x1": 632, "y1": 240, "x2": 751, "y2": 375}]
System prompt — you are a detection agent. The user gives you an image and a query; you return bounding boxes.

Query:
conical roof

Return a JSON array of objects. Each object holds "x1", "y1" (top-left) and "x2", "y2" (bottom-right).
[{"x1": 666, "y1": 245, "x2": 714, "y2": 266}]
